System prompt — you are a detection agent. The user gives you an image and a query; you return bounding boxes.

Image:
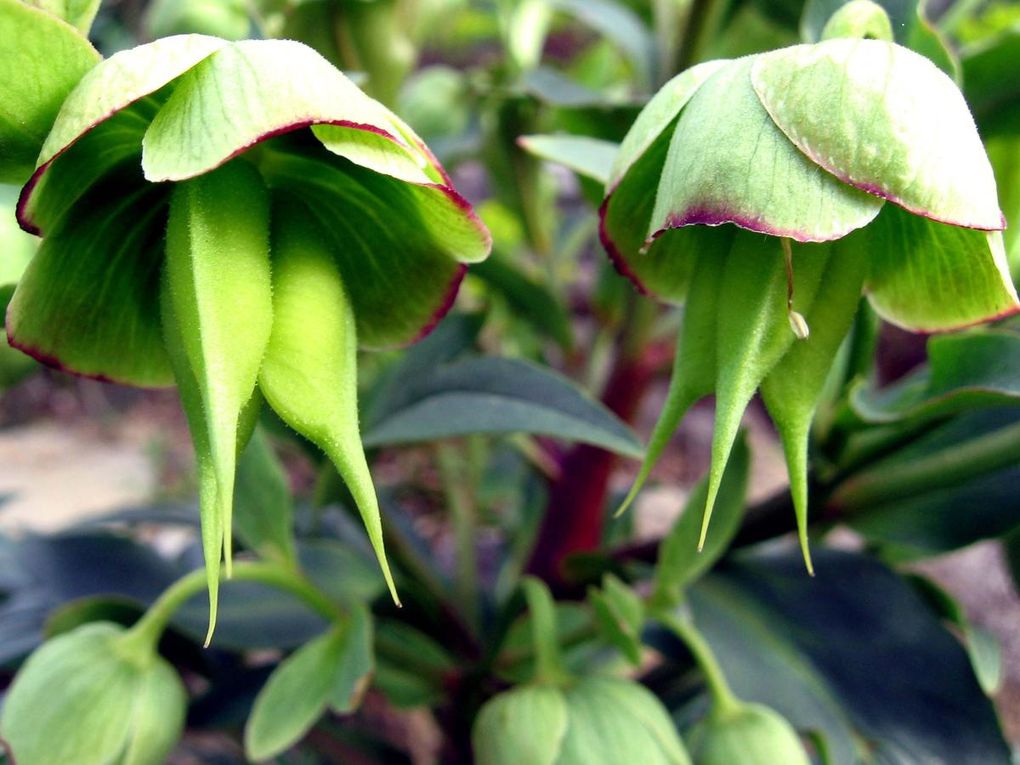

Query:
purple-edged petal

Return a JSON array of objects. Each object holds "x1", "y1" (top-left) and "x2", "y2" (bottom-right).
[
  {"x1": 36, "y1": 34, "x2": 227, "y2": 169},
  {"x1": 141, "y1": 39, "x2": 442, "y2": 185},
  {"x1": 19, "y1": 33, "x2": 227, "y2": 233},
  {"x1": 649, "y1": 57, "x2": 883, "y2": 244},
  {"x1": 752, "y1": 39, "x2": 1003, "y2": 230}
]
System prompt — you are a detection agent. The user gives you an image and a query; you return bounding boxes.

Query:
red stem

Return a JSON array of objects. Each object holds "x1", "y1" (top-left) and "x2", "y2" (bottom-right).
[{"x1": 526, "y1": 346, "x2": 660, "y2": 583}]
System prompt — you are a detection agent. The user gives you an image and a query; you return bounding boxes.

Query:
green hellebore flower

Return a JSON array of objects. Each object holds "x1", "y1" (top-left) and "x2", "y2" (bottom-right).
[
  {"x1": 472, "y1": 676, "x2": 692, "y2": 765},
  {"x1": 5, "y1": 33, "x2": 491, "y2": 638},
  {"x1": 687, "y1": 702, "x2": 811, "y2": 765},
  {"x1": 0, "y1": 622, "x2": 187, "y2": 765},
  {"x1": 601, "y1": 36, "x2": 1017, "y2": 570}
]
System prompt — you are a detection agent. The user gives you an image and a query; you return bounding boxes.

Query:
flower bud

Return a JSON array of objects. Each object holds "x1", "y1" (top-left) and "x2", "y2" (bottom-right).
[
  {"x1": 0, "y1": 622, "x2": 187, "y2": 765},
  {"x1": 688, "y1": 703, "x2": 810, "y2": 765},
  {"x1": 474, "y1": 677, "x2": 691, "y2": 765}
]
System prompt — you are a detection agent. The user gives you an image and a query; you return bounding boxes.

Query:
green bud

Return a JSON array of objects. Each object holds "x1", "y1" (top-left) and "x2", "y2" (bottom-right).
[
  {"x1": 688, "y1": 703, "x2": 810, "y2": 765},
  {"x1": 820, "y1": 0, "x2": 894, "y2": 42},
  {"x1": 473, "y1": 677, "x2": 691, "y2": 765},
  {"x1": 0, "y1": 622, "x2": 187, "y2": 765}
]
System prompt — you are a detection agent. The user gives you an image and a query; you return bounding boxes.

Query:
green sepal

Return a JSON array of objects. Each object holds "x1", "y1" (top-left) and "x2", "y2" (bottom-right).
[
  {"x1": 162, "y1": 159, "x2": 273, "y2": 641},
  {"x1": 862, "y1": 204, "x2": 1019, "y2": 331},
  {"x1": 7, "y1": 178, "x2": 172, "y2": 386},
  {"x1": 651, "y1": 57, "x2": 882, "y2": 243},
  {"x1": 0, "y1": 0, "x2": 99, "y2": 184},
  {"x1": 616, "y1": 230, "x2": 732, "y2": 515},
  {"x1": 819, "y1": 0, "x2": 893, "y2": 42},
  {"x1": 140, "y1": 38, "x2": 438, "y2": 185},
  {"x1": 258, "y1": 198, "x2": 398, "y2": 605},
  {"x1": 688, "y1": 701, "x2": 811, "y2": 765},
  {"x1": 761, "y1": 238, "x2": 870, "y2": 572},
  {"x1": 557, "y1": 677, "x2": 692, "y2": 765},
  {"x1": 34, "y1": 34, "x2": 227, "y2": 171},
  {"x1": 260, "y1": 148, "x2": 488, "y2": 349},
  {"x1": 608, "y1": 60, "x2": 728, "y2": 189},
  {"x1": 752, "y1": 39, "x2": 1002, "y2": 230}
]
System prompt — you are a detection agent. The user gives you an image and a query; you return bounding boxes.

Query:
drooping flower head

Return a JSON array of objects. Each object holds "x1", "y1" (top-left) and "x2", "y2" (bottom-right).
[
  {"x1": 4, "y1": 28, "x2": 491, "y2": 637},
  {"x1": 601, "y1": 9, "x2": 1017, "y2": 569}
]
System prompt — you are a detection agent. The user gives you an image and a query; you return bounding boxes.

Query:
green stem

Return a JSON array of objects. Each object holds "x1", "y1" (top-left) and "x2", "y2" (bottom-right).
[
  {"x1": 676, "y1": 0, "x2": 731, "y2": 71},
  {"x1": 437, "y1": 441, "x2": 480, "y2": 632},
  {"x1": 123, "y1": 560, "x2": 343, "y2": 654},
  {"x1": 831, "y1": 419, "x2": 1020, "y2": 511},
  {"x1": 657, "y1": 608, "x2": 740, "y2": 717}
]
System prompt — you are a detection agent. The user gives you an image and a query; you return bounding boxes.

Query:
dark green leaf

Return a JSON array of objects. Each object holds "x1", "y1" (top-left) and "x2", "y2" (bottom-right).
[
  {"x1": 962, "y1": 26, "x2": 1020, "y2": 137},
  {"x1": 244, "y1": 607, "x2": 374, "y2": 761},
  {"x1": 670, "y1": 547, "x2": 1011, "y2": 765},
  {"x1": 908, "y1": 575, "x2": 1002, "y2": 695},
  {"x1": 589, "y1": 573, "x2": 644, "y2": 665},
  {"x1": 852, "y1": 329, "x2": 1020, "y2": 424},
  {"x1": 362, "y1": 356, "x2": 642, "y2": 457},
  {"x1": 651, "y1": 434, "x2": 749, "y2": 605},
  {"x1": 840, "y1": 411, "x2": 1020, "y2": 559},
  {"x1": 233, "y1": 428, "x2": 296, "y2": 565}
]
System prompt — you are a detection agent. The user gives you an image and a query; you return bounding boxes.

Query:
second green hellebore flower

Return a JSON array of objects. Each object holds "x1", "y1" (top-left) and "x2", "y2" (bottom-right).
[
  {"x1": 601, "y1": 27, "x2": 1017, "y2": 569},
  {"x1": 7, "y1": 33, "x2": 491, "y2": 637}
]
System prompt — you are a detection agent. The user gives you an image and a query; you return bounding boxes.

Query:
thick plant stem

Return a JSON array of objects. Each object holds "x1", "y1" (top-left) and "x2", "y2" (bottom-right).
[
  {"x1": 437, "y1": 441, "x2": 480, "y2": 632},
  {"x1": 657, "y1": 609, "x2": 741, "y2": 718},
  {"x1": 123, "y1": 560, "x2": 343, "y2": 653},
  {"x1": 526, "y1": 301, "x2": 659, "y2": 583}
]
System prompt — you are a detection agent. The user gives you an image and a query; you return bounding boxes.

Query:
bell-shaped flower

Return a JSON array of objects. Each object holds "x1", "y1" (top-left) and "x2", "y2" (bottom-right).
[
  {"x1": 473, "y1": 676, "x2": 692, "y2": 765},
  {"x1": 601, "y1": 25, "x2": 1017, "y2": 570},
  {"x1": 687, "y1": 701, "x2": 811, "y2": 765},
  {"x1": 0, "y1": 622, "x2": 187, "y2": 765},
  {"x1": 6, "y1": 33, "x2": 491, "y2": 636}
]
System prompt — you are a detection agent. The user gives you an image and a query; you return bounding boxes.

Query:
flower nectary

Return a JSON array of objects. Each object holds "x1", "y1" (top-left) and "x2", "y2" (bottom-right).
[{"x1": 6, "y1": 34, "x2": 492, "y2": 635}]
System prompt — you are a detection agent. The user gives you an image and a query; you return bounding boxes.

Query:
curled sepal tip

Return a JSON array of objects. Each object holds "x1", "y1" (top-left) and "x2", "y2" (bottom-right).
[{"x1": 258, "y1": 199, "x2": 399, "y2": 605}]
